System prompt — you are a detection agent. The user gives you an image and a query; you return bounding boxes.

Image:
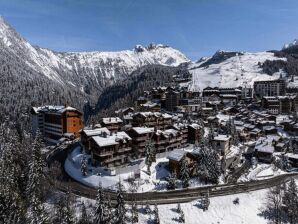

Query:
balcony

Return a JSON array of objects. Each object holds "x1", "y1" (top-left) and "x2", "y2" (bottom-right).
[{"x1": 117, "y1": 147, "x2": 132, "y2": 153}]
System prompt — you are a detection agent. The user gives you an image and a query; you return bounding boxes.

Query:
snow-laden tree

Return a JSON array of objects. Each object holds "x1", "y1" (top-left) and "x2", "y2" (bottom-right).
[
  {"x1": 199, "y1": 144, "x2": 221, "y2": 184},
  {"x1": 152, "y1": 204, "x2": 160, "y2": 224},
  {"x1": 265, "y1": 185, "x2": 284, "y2": 224},
  {"x1": 26, "y1": 130, "x2": 48, "y2": 224},
  {"x1": 145, "y1": 140, "x2": 156, "y2": 175},
  {"x1": 179, "y1": 156, "x2": 190, "y2": 188},
  {"x1": 81, "y1": 155, "x2": 88, "y2": 176},
  {"x1": 274, "y1": 154, "x2": 291, "y2": 171},
  {"x1": 0, "y1": 138, "x2": 26, "y2": 223},
  {"x1": 93, "y1": 183, "x2": 111, "y2": 224},
  {"x1": 114, "y1": 181, "x2": 127, "y2": 224},
  {"x1": 144, "y1": 201, "x2": 151, "y2": 215},
  {"x1": 77, "y1": 202, "x2": 90, "y2": 224},
  {"x1": 52, "y1": 189, "x2": 75, "y2": 224},
  {"x1": 131, "y1": 201, "x2": 139, "y2": 223},
  {"x1": 167, "y1": 173, "x2": 177, "y2": 190},
  {"x1": 283, "y1": 178, "x2": 298, "y2": 224},
  {"x1": 201, "y1": 191, "x2": 210, "y2": 211},
  {"x1": 176, "y1": 204, "x2": 185, "y2": 223}
]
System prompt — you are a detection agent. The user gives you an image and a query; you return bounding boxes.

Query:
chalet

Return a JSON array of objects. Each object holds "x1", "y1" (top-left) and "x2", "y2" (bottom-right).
[
  {"x1": 188, "y1": 123, "x2": 202, "y2": 145},
  {"x1": 81, "y1": 127, "x2": 110, "y2": 151},
  {"x1": 127, "y1": 127, "x2": 154, "y2": 157},
  {"x1": 172, "y1": 123, "x2": 189, "y2": 146},
  {"x1": 132, "y1": 112, "x2": 172, "y2": 129},
  {"x1": 254, "y1": 136, "x2": 280, "y2": 163},
  {"x1": 89, "y1": 131, "x2": 132, "y2": 167},
  {"x1": 31, "y1": 105, "x2": 83, "y2": 144},
  {"x1": 153, "y1": 129, "x2": 185, "y2": 153},
  {"x1": 212, "y1": 134, "x2": 231, "y2": 156},
  {"x1": 220, "y1": 94, "x2": 238, "y2": 106},
  {"x1": 100, "y1": 117, "x2": 123, "y2": 133},
  {"x1": 115, "y1": 107, "x2": 134, "y2": 116},
  {"x1": 167, "y1": 149, "x2": 197, "y2": 176},
  {"x1": 287, "y1": 153, "x2": 298, "y2": 167},
  {"x1": 139, "y1": 101, "x2": 161, "y2": 112}
]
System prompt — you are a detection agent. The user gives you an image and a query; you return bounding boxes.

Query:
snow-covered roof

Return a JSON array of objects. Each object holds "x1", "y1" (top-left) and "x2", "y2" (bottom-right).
[
  {"x1": 254, "y1": 136, "x2": 279, "y2": 153},
  {"x1": 82, "y1": 127, "x2": 110, "y2": 137},
  {"x1": 167, "y1": 149, "x2": 186, "y2": 161},
  {"x1": 102, "y1": 117, "x2": 123, "y2": 124},
  {"x1": 213, "y1": 134, "x2": 231, "y2": 141},
  {"x1": 32, "y1": 105, "x2": 80, "y2": 114},
  {"x1": 189, "y1": 123, "x2": 200, "y2": 129},
  {"x1": 287, "y1": 153, "x2": 298, "y2": 160},
  {"x1": 134, "y1": 112, "x2": 172, "y2": 119},
  {"x1": 132, "y1": 127, "x2": 154, "y2": 135},
  {"x1": 92, "y1": 131, "x2": 131, "y2": 147}
]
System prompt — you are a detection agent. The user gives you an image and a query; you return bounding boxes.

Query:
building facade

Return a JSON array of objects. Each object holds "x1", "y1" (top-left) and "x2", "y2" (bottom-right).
[
  {"x1": 31, "y1": 105, "x2": 83, "y2": 144},
  {"x1": 253, "y1": 79, "x2": 286, "y2": 98}
]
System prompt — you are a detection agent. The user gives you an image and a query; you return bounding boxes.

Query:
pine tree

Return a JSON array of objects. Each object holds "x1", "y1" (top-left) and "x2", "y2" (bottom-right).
[
  {"x1": 265, "y1": 185, "x2": 284, "y2": 224},
  {"x1": 145, "y1": 140, "x2": 156, "y2": 175},
  {"x1": 176, "y1": 204, "x2": 185, "y2": 223},
  {"x1": 81, "y1": 155, "x2": 88, "y2": 176},
  {"x1": 26, "y1": 130, "x2": 48, "y2": 224},
  {"x1": 283, "y1": 178, "x2": 298, "y2": 224},
  {"x1": 202, "y1": 191, "x2": 210, "y2": 211},
  {"x1": 77, "y1": 202, "x2": 90, "y2": 224},
  {"x1": 131, "y1": 201, "x2": 139, "y2": 223},
  {"x1": 63, "y1": 189, "x2": 75, "y2": 224},
  {"x1": 167, "y1": 173, "x2": 177, "y2": 190},
  {"x1": 200, "y1": 145, "x2": 221, "y2": 184},
  {"x1": 179, "y1": 156, "x2": 189, "y2": 188},
  {"x1": 93, "y1": 183, "x2": 110, "y2": 224},
  {"x1": 144, "y1": 201, "x2": 151, "y2": 215},
  {"x1": 114, "y1": 181, "x2": 127, "y2": 224},
  {"x1": 176, "y1": 203, "x2": 182, "y2": 213},
  {"x1": 152, "y1": 204, "x2": 160, "y2": 224}
]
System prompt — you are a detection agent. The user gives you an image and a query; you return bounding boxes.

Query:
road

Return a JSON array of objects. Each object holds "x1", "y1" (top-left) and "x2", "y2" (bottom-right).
[{"x1": 46, "y1": 142, "x2": 298, "y2": 205}]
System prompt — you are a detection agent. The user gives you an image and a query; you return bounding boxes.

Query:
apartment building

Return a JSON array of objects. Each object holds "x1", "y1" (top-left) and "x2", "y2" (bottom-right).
[{"x1": 31, "y1": 105, "x2": 83, "y2": 144}]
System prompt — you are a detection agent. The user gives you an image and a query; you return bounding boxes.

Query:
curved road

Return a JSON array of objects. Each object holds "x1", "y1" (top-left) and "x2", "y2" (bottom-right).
[{"x1": 46, "y1": 142, "x2": 298, "y2": 205}]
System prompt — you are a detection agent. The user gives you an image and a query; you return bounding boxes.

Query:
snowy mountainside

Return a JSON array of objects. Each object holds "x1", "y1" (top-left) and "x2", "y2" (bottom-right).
[
  {"x1": 0, "y1": 16, "x2": 189, "y2": 95},
  {"x1": 189, "y1": 51, "x2": 287, "y2": 91}
]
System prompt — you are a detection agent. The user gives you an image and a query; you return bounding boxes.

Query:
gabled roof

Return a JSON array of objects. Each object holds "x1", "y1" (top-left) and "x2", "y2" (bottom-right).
[
  {"x1": 92, "y1": 131, "x2": 131, "y2": 147},
  {"x1": 82, "y1": 127, "x2": 110, "y2": 137}
]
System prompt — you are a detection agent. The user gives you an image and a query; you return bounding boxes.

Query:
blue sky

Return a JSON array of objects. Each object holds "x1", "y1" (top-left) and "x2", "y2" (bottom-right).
[{"x1": 1, "y1": 0, "x2": 298, "y2": 60}]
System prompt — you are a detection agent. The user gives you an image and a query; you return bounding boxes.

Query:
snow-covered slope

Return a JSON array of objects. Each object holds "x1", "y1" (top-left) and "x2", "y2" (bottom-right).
[
  {"x1": 189, "y1": 51, "x2": 287, "y2": 91},
  {"x1": 0, "y1": 16, "x2": 189, "y2": 93}
]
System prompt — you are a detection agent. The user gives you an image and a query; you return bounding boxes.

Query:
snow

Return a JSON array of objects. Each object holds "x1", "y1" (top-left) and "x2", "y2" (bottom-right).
[
  {"x1": 239, "y1": 164, "x2": 285, "y2": 181},
  {"x1": 102, "y1": 117, "x2": 123, "y2": 124},
  {"x1": 82, "y1": 127, "x2": 110, "y2": 137},
  {"x1": 92, "y1": 131, "x2": 131, "y2": 147},
  {"x1": 139, "y1": 189, "x2": 269, "y2": 224},
  {"x1": 132, "y1": 127, "x2": 154, "y2": 135},
  {"x1": 189, "y1": 52, "x2": 287, "y2": 91},
  {"x1": 214, "y1": 134, "x2": 231, "y2": 141},
  {"x1": 65, "y1": 147, "x2": 135, "y2": 189},
  {"x1": 65, "y1": 146, "x2": 210, "y2": 192}
]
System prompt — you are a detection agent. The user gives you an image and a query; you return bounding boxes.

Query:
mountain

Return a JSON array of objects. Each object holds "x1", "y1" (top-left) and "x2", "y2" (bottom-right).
[
  {"x1": 0, "y1": 16, "x2": 190, "y2": 125},
  {"x1": 188, "y1": 50, "x2": 288, "y2": 91},
  {"x1": 0, "y1": 16, "x2": 189, "y2": 97}
]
